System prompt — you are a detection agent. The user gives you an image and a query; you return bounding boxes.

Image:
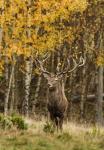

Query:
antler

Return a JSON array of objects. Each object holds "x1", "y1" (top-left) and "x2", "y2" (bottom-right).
[
  {"x1": 35, "y1": 53, "x2": 51, "y2": 75},
  {"x1": 68, "y1": 56, "x2": 86, "y2": 73},
  {"x1": 57, "y1": 55, "x2": 86, "y2": 76}
]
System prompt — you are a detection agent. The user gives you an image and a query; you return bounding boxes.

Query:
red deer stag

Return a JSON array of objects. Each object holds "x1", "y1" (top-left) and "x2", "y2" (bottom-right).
[{"x1": 35, "y1": 55, "x2": 85, "y2": 131}]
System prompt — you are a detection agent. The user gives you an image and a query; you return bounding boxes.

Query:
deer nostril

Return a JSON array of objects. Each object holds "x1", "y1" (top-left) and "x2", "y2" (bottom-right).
[
  {"x1": 48, "y1": 84, "x2": 53, "y2": 88},
  {"x1": 47, "y1": 83, "x2": 50, "y2": 86},
  {"x1": 49, "y1": 85, "x2": 52, "y2": 88}
]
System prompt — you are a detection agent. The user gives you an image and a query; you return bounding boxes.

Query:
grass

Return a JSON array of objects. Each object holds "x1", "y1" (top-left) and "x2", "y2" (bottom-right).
[{"x1": 0, "y1": 118, "x2": 104, "y2": 150}]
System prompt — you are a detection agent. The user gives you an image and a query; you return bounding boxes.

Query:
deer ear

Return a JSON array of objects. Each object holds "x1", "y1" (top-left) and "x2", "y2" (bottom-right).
[
  {"x1": 58, "y1": 74, "x2": 63, "y2": 79},
  {"x1": 43, "y1": 73, "x2": 50, "y2": 80}
]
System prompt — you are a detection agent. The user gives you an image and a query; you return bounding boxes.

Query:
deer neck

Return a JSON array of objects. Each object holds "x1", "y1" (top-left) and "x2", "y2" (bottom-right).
[{"x1": 57, "y1": 81, "x2": 65, "y2": 98}]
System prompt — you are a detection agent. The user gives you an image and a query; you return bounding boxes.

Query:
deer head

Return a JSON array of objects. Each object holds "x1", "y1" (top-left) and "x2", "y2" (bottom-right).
[{"x1": 35, "y1": 53, "x2": 86, "y2": 90}]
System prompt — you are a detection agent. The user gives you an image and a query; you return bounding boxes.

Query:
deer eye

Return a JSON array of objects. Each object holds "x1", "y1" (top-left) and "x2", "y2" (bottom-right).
[
  {"x1": 49, "y1": 86, "x2": 56, "y2": 91},
  {"x1": 55, "y1": 78, "x2": 58, "y2": 81}
]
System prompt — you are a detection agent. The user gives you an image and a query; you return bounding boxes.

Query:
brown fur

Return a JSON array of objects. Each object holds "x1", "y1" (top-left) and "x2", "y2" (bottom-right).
[{"x1": 46, "y1": 75, "x2": 68, "y2": 131}]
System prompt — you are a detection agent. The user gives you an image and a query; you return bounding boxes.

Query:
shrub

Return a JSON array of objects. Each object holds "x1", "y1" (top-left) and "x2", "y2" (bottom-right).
[
  {"x1": 0, "y1": 114, "x2": 3, "y2": 121},
  {"x1": 11, "y1": 115, "x2": 28, "y2": 130},
  {"x1": 88, "y1": 126, "x2": 101, "y2": 137},
  {"x1": 0, "y1": 114, "x2": 28, "y2": 130},
  {"x1": 43, "y1": 121, "x2": 55, "y2": 134},
  {"x1": 0, "y1": 115, "x2": 13, "y2": 129}
]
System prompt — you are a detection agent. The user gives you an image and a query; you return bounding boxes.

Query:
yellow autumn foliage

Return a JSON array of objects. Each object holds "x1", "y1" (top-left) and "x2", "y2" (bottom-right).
[
  {"x1": 0, "y1": 0, "x2": 87, "y2": 61},
  {"x1": 96, "y1": 54, "x2": 104, "y2": 66}
]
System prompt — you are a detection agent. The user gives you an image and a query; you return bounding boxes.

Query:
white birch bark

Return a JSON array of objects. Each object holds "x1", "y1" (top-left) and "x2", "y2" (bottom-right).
[
  {"x1": 0, "y1": 7, "x2": 10, "y2": 116},
  {"x1": 9, "y1": 66, "x2": 15, "y2": 114},
  {"x1": 23, "y1": 0, "x2": 33, "y2": 117},
  {"x1": 24, "y1": 58, "x2": 33, "y2": 117},
  {"x1": 23, "y1": 0, "x2": 40, "y2": 116},
  {"x1": 4, "y1": 62, "x2": 15, "y2": 116}
]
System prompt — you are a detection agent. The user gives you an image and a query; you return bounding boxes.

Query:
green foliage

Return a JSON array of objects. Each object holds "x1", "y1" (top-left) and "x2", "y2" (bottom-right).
[
  {"x1": 57, "y1": 132, "x2": 72, "y2": 142},
  {"x1": 0, "y1": 128, "x2": 104, "y2": 150},
  {"x1": 11, "y1": 114, "x2": 28, "y2": 130},
  {"x1": 43, "y1": 121, "x2": 55, "y2": 134},
  {"x1": 91, "y1": 126, "x2": 101, "y2": 137},
  {"x1": 0, "y1": 75, "x2": 3, "y2": 80},
  {"x1": 0, "y1": 115, "x2": 13, "y2": 129},
  {"x1": 0, "y1": 114, "x2": 28, "y2": 130},
  {"x1": 0, "y1": 113, "x2": 3, "y2": 121}
]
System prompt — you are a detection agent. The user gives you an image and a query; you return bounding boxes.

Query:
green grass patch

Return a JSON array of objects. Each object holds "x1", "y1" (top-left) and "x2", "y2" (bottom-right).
[
  {"x1": 0, "y1": 130, "x2": 104, "y2": 150},
  {"x1": 0, "y1": 121, "x2": 104, "y2": 150}
]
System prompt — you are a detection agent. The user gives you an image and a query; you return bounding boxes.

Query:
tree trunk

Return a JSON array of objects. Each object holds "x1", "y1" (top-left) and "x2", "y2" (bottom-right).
[
  {"x1": 23, "y1": 58, "x2": 33, "y2": 117},
  {"x1": 0, "y1": 28, "x2": 2, "y2": 43},
  {"x1": 96, "y1": 66, "x2": 103, "y2": 126},
  {"x1": 9, "y1": 66, "x2": 15, "y2": 114},
  {"x1": 51, "y1": 52, "x2": 54, "y2": 72},
  {"x1": 4, "y1": 62, "x2": 15, "y2": 116},
  {"x1": 23, "y1": 0, "x2": 33, "y2": 117},
  {"x1": 96, "y1": 28, "x2": 104, "y2": 126},
  {"x1": 32, "y1": 75, "x2": 42, "y2": 114},
  {"x1": 0, "y1": 28, "x2": 3, "y2": 75},
  {"x1": 80, "y1": 67, "x2": 86, "y2": 120}
]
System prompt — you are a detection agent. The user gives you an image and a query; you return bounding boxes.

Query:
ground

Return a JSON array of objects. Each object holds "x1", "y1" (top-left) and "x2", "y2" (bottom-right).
[{"x1": 0, "y1": 119, "x2": 104, "y2": 150}]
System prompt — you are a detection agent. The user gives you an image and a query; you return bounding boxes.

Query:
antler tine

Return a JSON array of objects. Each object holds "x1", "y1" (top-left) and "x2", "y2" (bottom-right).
[
  {"x1": 68, "y1": 58, "x2": 78, "y2": 73},
  {"x1": 42, "y1": 52, "x2": 50, "y2": 63},
  {"x1": 68, "y1": 55, "x2": 86, "y2": 73},
  {"x1": 56, "y1": 63, "x2": 60, "y2": 73},
  {"x1": 57, "y1": 58, "x2": 70, "y2": 76},
  {"x1": 35, "y1": 54, "x2": 51, "y2": 75},
  {"x1": 68, "y1": 54, "x2": 86, "y2": 73},
  {"x1": 57, "y1": 54, "x2": 86, "y2": 76},
  {"x1": 78, "y1": 55, "x2": 86, "y2": 67}
]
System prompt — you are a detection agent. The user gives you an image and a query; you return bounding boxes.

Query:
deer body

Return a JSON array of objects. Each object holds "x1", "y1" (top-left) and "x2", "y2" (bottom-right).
[
  {"x1": 47, "y1": 79, "x2": 68, "y2": 130},
  {"x1": 36, "y1": 54, "x2": 85, "y2": 131}
]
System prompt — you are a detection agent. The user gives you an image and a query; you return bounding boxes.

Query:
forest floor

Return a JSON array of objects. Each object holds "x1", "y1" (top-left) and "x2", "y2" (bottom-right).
[{"x1": 0, "y1": 118, "x2": 104, "y2": 150}]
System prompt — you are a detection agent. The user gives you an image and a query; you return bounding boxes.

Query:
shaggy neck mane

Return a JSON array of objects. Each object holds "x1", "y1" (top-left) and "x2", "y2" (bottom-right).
[
  {"x1": 48, "y1": 80, "x2": 66, "y2": 102},
  {"x1": 58, "y1": 81, "x2": 65, "y2": 99}
]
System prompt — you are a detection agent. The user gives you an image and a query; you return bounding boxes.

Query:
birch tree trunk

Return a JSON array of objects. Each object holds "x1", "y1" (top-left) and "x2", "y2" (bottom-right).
[
  {"x1": 0, "y1": 28, "x2": 3, "y2": 75},
  {"x1": 0, "y1": 20, "x2": 9, "y2": 116},
  {"x1": 4, "y1": 62, "x2": 15, "y2": 116},
  {"x1": 23, "y1": 0, "x2": 33, "y2": 117},
  {"x1": 0, "y1": 28, "x2": 2, "y2": 44},
  {"x1": 23, "y1": 58, "x2": 33, "y2": 117},
  {"x1": 9, "y1": 66, "x2": 15, "y2": 114}
]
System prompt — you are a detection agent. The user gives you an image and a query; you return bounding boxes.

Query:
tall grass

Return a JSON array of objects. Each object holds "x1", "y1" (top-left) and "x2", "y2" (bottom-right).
[{"x1": 0, "y1": 118, "x2": 104, "y2": 150}]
